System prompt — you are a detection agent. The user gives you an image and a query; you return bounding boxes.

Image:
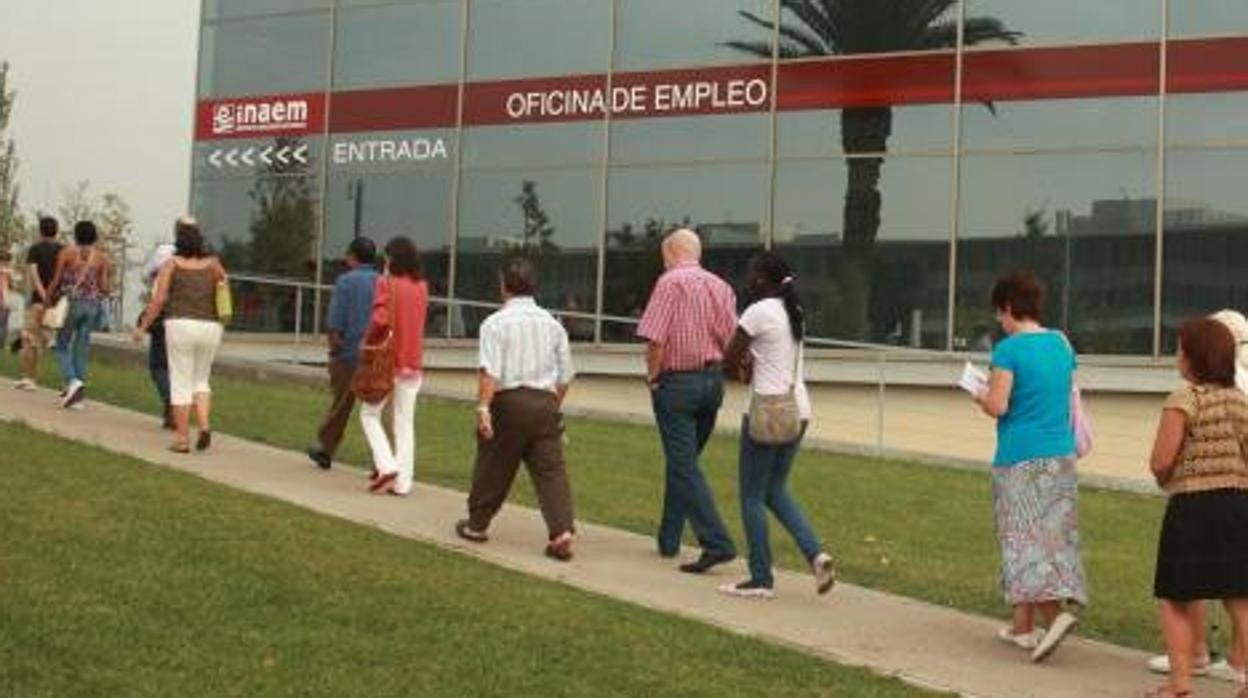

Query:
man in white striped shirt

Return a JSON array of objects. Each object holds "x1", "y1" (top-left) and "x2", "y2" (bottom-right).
[{"x1": 455, "y1": 256, "x2": 577, "y2": 561}]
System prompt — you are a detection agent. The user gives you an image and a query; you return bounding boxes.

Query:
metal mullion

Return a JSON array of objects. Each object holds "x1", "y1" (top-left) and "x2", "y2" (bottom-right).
[
  {"x1": 311, "y1": 1, "x2": 339, "y2": 337},
  {"x1": 446, "y1": 0, "x2": 472, "y2": 338},
  {"x1": 188, "y1": 0, "x2": 208, "y2": 215},
  {"x1": 1153, "y1": 0, "x2": 1170, "y2": 357},
  {"x1": 591, "y1": 0, "x2": 617, "y2": 345},
  {"x1": 764, "y1": 0, "x2": 780, "y2": 251},
  {"x1": 945, "y1": 0, "x2": 967, "y2": 353}
]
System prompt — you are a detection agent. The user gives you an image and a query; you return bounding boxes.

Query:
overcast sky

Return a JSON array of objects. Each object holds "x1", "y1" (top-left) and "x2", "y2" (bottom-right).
[{"x1": 0, "y1": 0, "x2": 198, "y2": 255}]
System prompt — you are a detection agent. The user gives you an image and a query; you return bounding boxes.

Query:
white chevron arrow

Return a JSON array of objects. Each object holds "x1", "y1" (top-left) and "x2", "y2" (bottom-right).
[
  {"x1": 208, "y1": 149, "x2": 223, "y2": 168},
  {"x1": 240, "y1": 147, "x2": 255, "y2": 166},
  {"x1": 293, "y1": 144, "x2": 309, "y2": 164},
  {"x1": 275, "y1": 146, "x2": 291, "y2": 165},
  {"x1": 224, "y1": 148, "x2": 239, "y2": 167},
  {"x1": 259, "y1": 146, "x2": 274, "y2": 165}
]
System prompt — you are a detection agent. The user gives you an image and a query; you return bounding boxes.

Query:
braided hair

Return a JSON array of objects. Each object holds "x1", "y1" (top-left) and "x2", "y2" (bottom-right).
[{"x1": 750, "y1": 252, "x2": 804, "y2": 342}]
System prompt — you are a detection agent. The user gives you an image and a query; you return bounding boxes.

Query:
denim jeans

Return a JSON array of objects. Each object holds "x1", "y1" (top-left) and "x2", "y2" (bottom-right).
[
  {"x1": 148, "y1": 317, "x2": 171, "y2": 406},
  {"x1": 651, "y1": 369, "x2": 735, "y2": 557},
  {"x1": 53, "y1": 299, "x2": 103, "y2": 385},
  {"x1": 739, "y1": 418, "x2": 820, "y2": 587}
]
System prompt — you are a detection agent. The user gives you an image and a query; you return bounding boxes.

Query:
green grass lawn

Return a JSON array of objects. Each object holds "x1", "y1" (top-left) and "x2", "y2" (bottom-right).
[
  {"x1": 0, "y1": 350, "x2": 1176, "y2": 653},
  {"x1": 0, "y1": 422, "x2": 929, "y2": 697}
]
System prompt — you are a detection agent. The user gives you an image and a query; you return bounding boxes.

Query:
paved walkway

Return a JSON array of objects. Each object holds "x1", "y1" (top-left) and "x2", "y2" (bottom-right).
[{"x1": 2, "y1": 380, "x2": 1199, "y2": 697}]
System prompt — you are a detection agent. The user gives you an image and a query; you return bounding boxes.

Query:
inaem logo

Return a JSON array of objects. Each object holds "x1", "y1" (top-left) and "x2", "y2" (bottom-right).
[{"x1": 211, "y1": 98, "x2": 310, "y2": 136}]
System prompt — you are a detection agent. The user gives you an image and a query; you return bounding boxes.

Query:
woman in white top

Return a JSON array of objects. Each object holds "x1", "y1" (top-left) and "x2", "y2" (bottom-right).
[{"x1": 720, "y1": 252, "x2": 835, "y2": 600}]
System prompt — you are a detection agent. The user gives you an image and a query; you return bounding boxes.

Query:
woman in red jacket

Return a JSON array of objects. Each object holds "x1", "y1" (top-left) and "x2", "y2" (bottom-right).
[{"x1": 362, "y1": 237, "x2": 429, "y2": 496}]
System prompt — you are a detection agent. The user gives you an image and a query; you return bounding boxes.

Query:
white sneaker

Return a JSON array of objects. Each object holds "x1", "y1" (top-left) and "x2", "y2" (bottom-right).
[
  {"x1": 12, "y1": 378, "x2": 35, "y2": 391},
  {"x1": 997, "y1": 626, "x2": 1045, "y2": 650},
  {"x1": 60, "y1": 380, "x2": 83, "y2": 408},
  {"x1": 812, "y1": 553, "x2": 836, "y2": 595},
  {"x1": 67, "y1": 402, "x2": 85, "y2": 411},
  {"x1": 1148, "y1": 654, "x2": 1210, "y2": 676},
  {"x1": 1032, "y1": 611, "x2": 1078, "y2": 663},
  {"x1": 1209, "y1": 659, "x2": 1247, "y2": 683},
  {"x1": 717, "y1": 580, "x2": 775, "y2": 600}
]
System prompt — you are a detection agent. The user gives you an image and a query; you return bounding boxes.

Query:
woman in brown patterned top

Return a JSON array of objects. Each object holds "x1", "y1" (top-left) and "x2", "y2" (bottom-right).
[
  {"x1": 1146, "y1": 317, "x2": 1248, "y2": 698},
  {"x1": 134, "y1": 218, "x2": 227, "y2": 454}
]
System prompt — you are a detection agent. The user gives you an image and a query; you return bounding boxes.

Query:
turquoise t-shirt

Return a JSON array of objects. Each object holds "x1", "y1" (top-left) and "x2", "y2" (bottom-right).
[{"x1": 990, "y1": 330, "x2": 1077, "y2": 467}]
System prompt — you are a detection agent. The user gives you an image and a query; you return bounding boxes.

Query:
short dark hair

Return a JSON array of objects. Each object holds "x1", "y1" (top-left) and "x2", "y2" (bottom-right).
[
  {"x1": 991, "y1": 271, "x2": 1045, "y2": 322},
  {"x1": 174, "y1": 219, "x2": 206, "y2": 258},
  {"x1": 499, "y1": 255, "x2": 537, "y2": 296},
  {"x1": 384, "y1": 236, "x2": 422, "y2": 281},
  {"x1": 347, "y1": 237, "x2": 377, "y2": 265},
  {"x1": 38, "y1": 216, "x2": 58, "y2": 238},
  {"x1": 1180, "y1": 317, "x2": 1238, "y2": 387},
  {"x1": 73, "y1": 220, "x2": 98, "y2": 246}
]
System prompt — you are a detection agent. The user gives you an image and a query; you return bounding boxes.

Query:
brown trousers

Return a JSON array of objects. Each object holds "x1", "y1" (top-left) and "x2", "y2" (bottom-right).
[
  {"x1": 467, "y1": 388, "x2": 575, "y2": 539},
  {"x1": 316, "y1": 358, "x2": 392, "y2": 456}
]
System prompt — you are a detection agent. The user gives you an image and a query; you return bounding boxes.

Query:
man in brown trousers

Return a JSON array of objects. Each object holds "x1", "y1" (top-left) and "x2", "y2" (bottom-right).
[{"x1": 455, "y1": 256, "x2": 576, "y2": 560}]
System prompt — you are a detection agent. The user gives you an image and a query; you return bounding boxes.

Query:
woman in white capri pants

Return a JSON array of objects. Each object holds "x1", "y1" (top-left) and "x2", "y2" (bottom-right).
[{"x1": 135, "y1": 218, "x2": 226, "y2": 453}]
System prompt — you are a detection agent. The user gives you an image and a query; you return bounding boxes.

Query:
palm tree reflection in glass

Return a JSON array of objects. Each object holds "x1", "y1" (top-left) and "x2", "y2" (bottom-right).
[{"x1": 727, "y1": 1, "x2": 1020, "y2": 341}]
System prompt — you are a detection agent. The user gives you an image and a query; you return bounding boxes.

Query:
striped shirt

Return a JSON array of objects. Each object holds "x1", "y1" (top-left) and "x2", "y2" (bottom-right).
[
  {"x1": 479, "y1": 297, "x2": 574, "y2": 392},
  {"x1": 636, "y1": 262, "x2": 737, "y2": 372}
]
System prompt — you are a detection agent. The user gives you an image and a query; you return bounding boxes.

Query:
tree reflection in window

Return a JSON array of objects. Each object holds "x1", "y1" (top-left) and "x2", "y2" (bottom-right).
[{"x1": 728, "y1": 1, "x2": 1020, "y2": 341}]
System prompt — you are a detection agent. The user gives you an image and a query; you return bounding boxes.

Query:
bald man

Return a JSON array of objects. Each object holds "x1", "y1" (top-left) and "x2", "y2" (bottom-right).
[{"x1": 637, "y1": 229, "x2": 738, "y2": 574}]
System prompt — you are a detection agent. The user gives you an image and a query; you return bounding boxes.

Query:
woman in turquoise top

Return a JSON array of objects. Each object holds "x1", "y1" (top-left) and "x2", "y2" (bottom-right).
[{"x1": 975, "y1": 271, "x2": 1087, "y2": 664}]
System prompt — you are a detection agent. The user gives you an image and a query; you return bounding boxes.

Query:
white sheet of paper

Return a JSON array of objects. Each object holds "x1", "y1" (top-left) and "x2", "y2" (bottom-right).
[{"x1": 958, "y1": 361, "x2": 989, "y2": 395}]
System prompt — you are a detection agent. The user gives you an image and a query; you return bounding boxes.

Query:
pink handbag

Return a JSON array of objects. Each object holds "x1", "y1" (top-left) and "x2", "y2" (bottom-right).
[{"x1": 1071, "y1": 384, "x2": 1094, "y2": 459}]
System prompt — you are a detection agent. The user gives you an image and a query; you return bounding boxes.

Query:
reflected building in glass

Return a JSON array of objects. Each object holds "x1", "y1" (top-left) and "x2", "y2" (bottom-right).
[{"x1": 192, "y1": 0, "x2": 1248, "y2": 356}]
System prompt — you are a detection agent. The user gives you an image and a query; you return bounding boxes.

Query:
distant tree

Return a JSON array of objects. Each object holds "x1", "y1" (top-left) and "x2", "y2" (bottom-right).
[
  {"x1": 514, "y1": 180, "x2": 557, "y2": 252},
  {"x1": 58, "y1": 180, "x2": 98, "y2": 228},
  {"x1": 0, "y1": 62, "x2": 24, "y2": 252},
  {"x1": 98, "y1": 193, "x2": 133, "y2": 291},
  {"x1": 1022, "y1": 208, "x2": 1050, "y2": 239}
]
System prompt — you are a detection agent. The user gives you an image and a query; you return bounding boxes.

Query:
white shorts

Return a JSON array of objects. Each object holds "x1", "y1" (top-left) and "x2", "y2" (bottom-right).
[{"x1": 166, "y1": 318, "x2": 223, "y2": 405}]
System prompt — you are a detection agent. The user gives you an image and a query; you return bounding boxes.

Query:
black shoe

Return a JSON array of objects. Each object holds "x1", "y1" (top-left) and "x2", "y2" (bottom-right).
[
  {"x1": 162, "y1": 406, "x2": 176, "y2": 431},
  {"x1": 678, "y1": 550, "x2": 736, "y2": 575},
  {"x1": 195, "y1": 430, "x2": 212, "y2": 452},
  {"x1": 306, "y1": 447, "x2": 331, "y2": 470}
]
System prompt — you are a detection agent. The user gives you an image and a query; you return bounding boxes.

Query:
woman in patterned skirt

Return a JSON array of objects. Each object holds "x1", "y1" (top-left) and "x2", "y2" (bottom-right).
[{"x1": 975, "y1": 271, "x2": 1087, "y2": 663}]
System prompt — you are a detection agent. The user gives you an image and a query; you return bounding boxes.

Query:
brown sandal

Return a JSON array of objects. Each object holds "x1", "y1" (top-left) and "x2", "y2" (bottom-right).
[
  {"x1": 168, "y1": 443, "x2": 191, "y2": 454},
  {"x1": 1143, "y1": 686, "x2": 1192, "y2": 698}
]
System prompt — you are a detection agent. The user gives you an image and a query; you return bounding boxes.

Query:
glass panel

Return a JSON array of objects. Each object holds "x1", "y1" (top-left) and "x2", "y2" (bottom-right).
[
  {"x1": 333, "y1": 2, "x2": 461, "y2": 89},
  {"x1": 226, "y1": 279, "x2": 302, "y2": 334},
  {"x1": 198, "y1": 13, "x2": 331, "y2": 98},
  {"x1": 603, "y1": 163, "x2": 768, "y2": 319},
  {"x1": 463, "y1": 123, "x2": 604, "y2": 169},
  {"x1": 773, "y1": 157, "x2": 951, "y2": 347},
  {"x1": 956, "y1": 151, "x2": 1157, "y2": 355},
  {"x1": 323, "y1": 170, "x2": 453, "y2": 291},
  {"x1": 192, "y1": 174, "x2": 322, "y2": 281},
  {"x1": 1166, "y1": 93, "x2": 1248, "y2": 146},
  {"x1": 778, "y1": 105, "x2": 954, "y2": 158},
  {"x1": 1169, "y1": 0, "x2": 1248, "y2": 36},
  {"x1": 1161, "y1": 148, "x2": 1248, "y2": 350},
  {"x1": 204, "y1": 0, "x2": 330, "y2": 21},
  {"x1": 965, "y1": 1, "x2": 1161, "y2": 46},
  {"x1": 961, "y1": 97, "x2": 1158, "y2": 151},
  {"x1": 467, "y1": 0, "x2": 610, "y2": 80},
  {"x1": 610, "y1": 114, "x2": 768, "y2": 164},
  {"x1": 454, "y1": 169, "x2": 602, "y2": 336},
  {"x1": 616, "y1": 0, "x2": 772, "y2": 70}
]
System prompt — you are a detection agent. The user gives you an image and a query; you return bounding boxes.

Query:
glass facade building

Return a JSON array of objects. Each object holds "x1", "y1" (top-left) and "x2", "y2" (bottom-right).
[{"x1": 192, "y1": 0, "x2": 1248, "y2": 356}]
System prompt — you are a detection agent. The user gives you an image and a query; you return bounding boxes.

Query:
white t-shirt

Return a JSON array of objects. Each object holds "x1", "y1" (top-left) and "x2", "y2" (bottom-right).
[{"x1": 738, "y1": 297, "x2": 812, "y2": 420}]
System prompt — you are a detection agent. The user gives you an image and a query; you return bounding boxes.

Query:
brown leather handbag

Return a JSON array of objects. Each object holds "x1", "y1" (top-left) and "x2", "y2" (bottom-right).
[{"x1": 350, "y1": 278, "x2": 396, "y2": 404}]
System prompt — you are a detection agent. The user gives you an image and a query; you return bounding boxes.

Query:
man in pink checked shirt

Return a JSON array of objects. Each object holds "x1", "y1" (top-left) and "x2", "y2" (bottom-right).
[{"x1": 637, "y1": 228, "x2": 739, "y2": 575}]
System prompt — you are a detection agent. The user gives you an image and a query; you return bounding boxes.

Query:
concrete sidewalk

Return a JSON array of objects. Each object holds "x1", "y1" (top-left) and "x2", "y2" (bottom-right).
[{"x1": 0, "y1": 381, "x2": 1191, "y2": 697}]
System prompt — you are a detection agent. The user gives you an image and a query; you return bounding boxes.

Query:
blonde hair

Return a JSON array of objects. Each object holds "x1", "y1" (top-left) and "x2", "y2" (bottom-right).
[{"x1": 1211, "y1": 309, "x2": 1248, "y2": 394}]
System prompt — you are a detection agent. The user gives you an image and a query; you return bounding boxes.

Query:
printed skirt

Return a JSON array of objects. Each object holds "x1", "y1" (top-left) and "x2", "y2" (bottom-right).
[
  {"x1": 1155, "y1": 488, "x2": 1248, "y2": 601},
  {"x1": 991, "y1": 456, "x2": 1089, "y2": 606}
]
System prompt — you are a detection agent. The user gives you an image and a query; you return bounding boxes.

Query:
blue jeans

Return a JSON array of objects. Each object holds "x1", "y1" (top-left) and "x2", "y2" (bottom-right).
[
  {"x1": 651, "y1": 369, "x2": 735, "y2": 557},
  {"x1": 148, "y1": 317, "x2": 170, "y2": 405},
  {"x1": 739, "y1": 418, "x2": 821, "y2": 587},
  {"x1": 53, "y1": 299, "x2": 103, "y2": 385}
]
